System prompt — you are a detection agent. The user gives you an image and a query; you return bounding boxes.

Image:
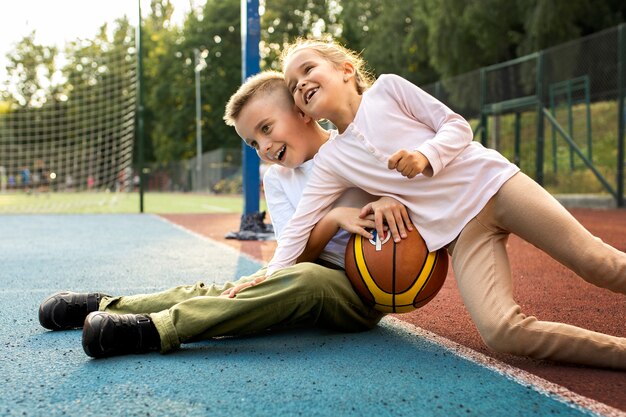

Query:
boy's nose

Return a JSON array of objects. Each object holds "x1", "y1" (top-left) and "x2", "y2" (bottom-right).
[{"x1": 258, "y1": 139, "x2": 272, "y2": 156}]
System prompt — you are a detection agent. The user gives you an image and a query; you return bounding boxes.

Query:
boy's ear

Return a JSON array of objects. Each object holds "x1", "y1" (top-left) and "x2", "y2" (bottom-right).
[{"x1": 296, "y1": 106, "x2": 312, "y2": 124}]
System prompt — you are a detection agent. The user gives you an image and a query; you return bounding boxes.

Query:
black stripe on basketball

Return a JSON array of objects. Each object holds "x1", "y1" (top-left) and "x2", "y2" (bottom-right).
[{"x1": 392, "y1": 239, "x2": 397, "y2": 313}]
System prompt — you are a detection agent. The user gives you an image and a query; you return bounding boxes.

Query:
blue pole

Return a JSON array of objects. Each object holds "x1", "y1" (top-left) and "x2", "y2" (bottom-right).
[{"x1": 241, "y1": 0, "x2": 260, "y2": 215}]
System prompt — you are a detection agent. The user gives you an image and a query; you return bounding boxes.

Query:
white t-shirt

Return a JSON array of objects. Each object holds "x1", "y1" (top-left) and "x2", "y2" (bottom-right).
[
  {"x1": 267, "y1": 74, "x2": 520, "y2": 275},
  {"x1": 263, "y1": 159, "x2": 375, "y2": 269}
]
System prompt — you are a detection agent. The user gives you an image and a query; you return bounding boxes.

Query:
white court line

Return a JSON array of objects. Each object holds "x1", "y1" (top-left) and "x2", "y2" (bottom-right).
[
  {"x1": 158, "y1": 214, "x2": 625, "y2": 417},
  {"x1": 155, "y1": 214, "x2": 266, "y2": 265},
  {"x1": 384, "y1": 316, "x2": 625, "y2": 417},
  {"x1": 200, "y1": 205, "x2": 231, "y2": 212}
]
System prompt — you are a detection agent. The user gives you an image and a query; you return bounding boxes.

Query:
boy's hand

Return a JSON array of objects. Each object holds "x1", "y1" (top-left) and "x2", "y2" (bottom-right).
[
  {"x1": 220, "y1": 276, "x2": 267, "y2": 298},
  {"x1": 388, "y1": 150, "x2": 430, "y2": 178},
  {"x1": 360, "y1": 197, "x2": 412, "y2": 243},
  {"x1": 327, "y1": 207, "x2": 376, "y2": 240}
]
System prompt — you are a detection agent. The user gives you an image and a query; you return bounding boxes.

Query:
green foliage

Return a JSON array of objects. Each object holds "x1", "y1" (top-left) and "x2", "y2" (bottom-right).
[
  {"x1": 2, "y1": 0, "x2": 625, "y2": 169},
  {"x1": 483, "y1": 99, "x2": 620, "y2": 194},
  {"x1": 212, "y1": 175, "x2": 243, "y2": 194},
  {"x1": 338, "y1": 0, "x2": 437, "y2": 85},
  {"x1": 143, "y1": 0, "x2": 241, "y2": 164},
  {"x1": 2, "y1": 31, "x2": 59, "y2": 107},
  {"x1": 261, "y1": 0, "x2": 343, "y2": 70},
  {"x1": 0, "y1": 191, "x2": 261, "y2": 214}
]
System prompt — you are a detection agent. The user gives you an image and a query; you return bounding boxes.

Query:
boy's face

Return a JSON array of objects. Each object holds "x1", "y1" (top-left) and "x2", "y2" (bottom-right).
[{"x1": 235, "y1": 89, "x2": 318, "y2": 169}]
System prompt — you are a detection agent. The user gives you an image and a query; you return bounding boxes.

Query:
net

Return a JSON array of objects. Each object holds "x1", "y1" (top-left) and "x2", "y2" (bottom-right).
[{"x1": 0, "y1": 20, "x2": 136, "y2": 211}]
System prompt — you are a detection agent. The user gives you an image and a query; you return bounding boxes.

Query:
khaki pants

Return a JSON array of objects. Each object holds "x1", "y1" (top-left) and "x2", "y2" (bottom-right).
[
  {"x1": 100, "y1": 262, "x2": 383, "y2": 353},
  {"x1": 449, "y1": 172, "x2": 626, "y2": 369}
]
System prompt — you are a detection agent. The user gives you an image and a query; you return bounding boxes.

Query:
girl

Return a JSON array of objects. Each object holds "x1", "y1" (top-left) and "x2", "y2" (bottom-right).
[{"x1": 262, "y1": 39, "x2": 626, "y2": 369}]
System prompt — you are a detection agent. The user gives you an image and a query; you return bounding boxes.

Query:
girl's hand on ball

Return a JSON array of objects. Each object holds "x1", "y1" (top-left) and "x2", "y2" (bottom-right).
[
  {"x1": 328, "y1": 207, "x2": 375, "y2": 240},
  {"x1": 360, "y1": 197, "x2": 412, "y2": 243}
]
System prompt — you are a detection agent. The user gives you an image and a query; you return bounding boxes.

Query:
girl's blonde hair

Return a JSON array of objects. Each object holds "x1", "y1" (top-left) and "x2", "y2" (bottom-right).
[{"x1": 280, "y1": 39, "x2": 375, "y2": 95}]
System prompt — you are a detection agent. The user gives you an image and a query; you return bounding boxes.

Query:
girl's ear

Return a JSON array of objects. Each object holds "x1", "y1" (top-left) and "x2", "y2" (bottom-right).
[{"x1": 342, "y1": 61, "x2": 356, "y2": 81}]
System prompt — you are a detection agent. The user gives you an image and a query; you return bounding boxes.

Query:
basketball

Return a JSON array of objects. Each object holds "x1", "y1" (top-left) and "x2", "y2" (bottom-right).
[{"x1": 344, "y1": 227, "x2": 448, "y2": 313}]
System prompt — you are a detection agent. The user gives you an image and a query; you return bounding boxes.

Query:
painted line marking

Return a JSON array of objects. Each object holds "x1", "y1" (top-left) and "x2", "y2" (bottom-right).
[
  {"x1": 384, "y1": 316, "x2": 625, "y2": 417},
  {"x1": 156, "y1": 214, "x2": 265, "y2": 265}
]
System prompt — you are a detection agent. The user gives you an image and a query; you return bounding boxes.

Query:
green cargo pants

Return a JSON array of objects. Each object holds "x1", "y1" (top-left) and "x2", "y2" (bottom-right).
[{"x1": 100, "y1": 262, "x2": 384, "y2": 353}]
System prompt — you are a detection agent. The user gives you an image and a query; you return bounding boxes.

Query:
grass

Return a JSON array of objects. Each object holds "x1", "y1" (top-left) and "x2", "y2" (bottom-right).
[
  {"x1": 473, "y1": 99, "x2": 621, "y2": 195},
  {"x1": 0, "y1": 191, "x2": 268, "y2": 214}
]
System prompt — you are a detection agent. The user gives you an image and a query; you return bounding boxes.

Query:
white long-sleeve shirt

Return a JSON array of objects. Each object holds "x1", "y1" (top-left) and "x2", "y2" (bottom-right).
[
  {"x1": 266, "y1": 74, "x2": 519, "y2": 275},
  {"x1": 263, "y1": 160, "x2": 376, "y2": 268}
]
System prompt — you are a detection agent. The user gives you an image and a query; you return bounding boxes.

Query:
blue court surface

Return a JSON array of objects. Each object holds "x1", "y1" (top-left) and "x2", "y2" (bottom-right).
[{"x1": 0, "y1": 215, "x2": 608, "y2": 416}]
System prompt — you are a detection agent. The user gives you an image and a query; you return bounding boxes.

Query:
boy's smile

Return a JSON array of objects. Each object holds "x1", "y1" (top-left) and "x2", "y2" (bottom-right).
[{"x1": 234, "y1": 88, "x2": 322, "y2": 169}]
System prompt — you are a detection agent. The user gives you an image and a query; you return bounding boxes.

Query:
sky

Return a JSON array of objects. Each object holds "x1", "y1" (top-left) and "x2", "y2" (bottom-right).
[{"x1": 0, "y1": 0, "x2": 200, "y2": 82}]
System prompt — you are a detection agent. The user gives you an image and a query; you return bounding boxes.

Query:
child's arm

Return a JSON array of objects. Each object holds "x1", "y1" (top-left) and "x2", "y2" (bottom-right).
[
  {"x1": 266, "y1": 165, "x2": 350, "y2": 276},
  {"x1": 261, "y1": 168, "x2": 296, "y2": 241},
  {"x1": 297, "y1": 206, "x2": 373, "y2": 263},
  {"x1": 299, "y1": 195, "x2": 411, "y2": 262},
  {"x1": 222, "y1": 196, "x2": 409, "y2": 298},
  {"x1": 261, "y1": 163, "x2": 350, "y2": 266},
  {"x1": 382, "y1": 74, "x2": 473, "y2": 178}
]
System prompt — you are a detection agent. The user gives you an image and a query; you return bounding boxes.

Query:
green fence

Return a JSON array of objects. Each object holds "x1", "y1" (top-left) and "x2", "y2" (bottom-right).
[{"x1": 423, "y1": 23, "x2": 626, "y2": 207}]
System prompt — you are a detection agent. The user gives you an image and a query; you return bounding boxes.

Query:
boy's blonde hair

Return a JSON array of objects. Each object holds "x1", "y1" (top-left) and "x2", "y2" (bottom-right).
[
  {"x1": 280, "y1": 39, "x2": 375, "y2": 95},
  {"x1": 223, "y1": 71, "x2": 290, "y2": 126}
]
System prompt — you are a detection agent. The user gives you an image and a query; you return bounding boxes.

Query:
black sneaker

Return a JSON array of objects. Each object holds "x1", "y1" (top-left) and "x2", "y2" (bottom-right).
[
  {"x1": 82, "y1": 312, "x2": 161, "y2": 358},
  {"x1": 39, "y1": 291, "x2": 109, "y2": 330}
]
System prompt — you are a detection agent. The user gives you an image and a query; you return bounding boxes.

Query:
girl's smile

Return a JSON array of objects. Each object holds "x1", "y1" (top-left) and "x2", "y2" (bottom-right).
[{"x1": 284, "y1": 49, "x2": 362, "y2": 133}]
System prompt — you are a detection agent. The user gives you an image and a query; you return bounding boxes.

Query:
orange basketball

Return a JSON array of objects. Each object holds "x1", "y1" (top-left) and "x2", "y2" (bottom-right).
[{"x1": 344, "y1": 227, "x2": 448, "y2": 313}]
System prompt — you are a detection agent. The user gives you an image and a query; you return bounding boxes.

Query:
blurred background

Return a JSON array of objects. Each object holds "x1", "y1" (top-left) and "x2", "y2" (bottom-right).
[{"x1": 1, "y1": 0, "x2": 625, "y2": 213}]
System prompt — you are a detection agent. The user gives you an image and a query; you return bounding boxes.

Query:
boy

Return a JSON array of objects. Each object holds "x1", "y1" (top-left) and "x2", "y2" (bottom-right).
[{"x1": 39, "y1": 71, "x2": 404, "y2": 358}]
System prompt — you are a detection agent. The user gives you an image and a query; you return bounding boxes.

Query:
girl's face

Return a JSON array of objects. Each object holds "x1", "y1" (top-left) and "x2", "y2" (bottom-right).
[
  {"x1": 284, "y1": 49, "x2": 352, "y2": 121},
  {"x1": 234, "y1": 89, "x2": 319, "y2": 169}
]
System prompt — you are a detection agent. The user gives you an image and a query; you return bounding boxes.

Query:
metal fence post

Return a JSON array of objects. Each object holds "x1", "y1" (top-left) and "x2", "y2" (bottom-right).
[
  {"x1": 535, "y1": 51, "x2": 544, "y2": 185},
  {"x1": 618, "y1": 23, "x2": 625, "y2": 207},
  {"x1": 479, "y1": 68, "x2": 488, "y2": 146},
  {"x1": 136, "y1": 0, "x2": 145, "y2": 213}
]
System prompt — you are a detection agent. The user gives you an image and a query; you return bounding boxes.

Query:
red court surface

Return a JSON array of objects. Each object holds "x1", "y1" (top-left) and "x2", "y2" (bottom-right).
[{"x1": 161, "y1": 208, "x2": 626, "y2": 412}]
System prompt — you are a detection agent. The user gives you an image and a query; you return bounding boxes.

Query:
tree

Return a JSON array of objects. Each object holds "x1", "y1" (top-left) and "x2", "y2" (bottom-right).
[
  {"x1": 262, "y1": 0, "x2": 342, "y2": 70},
  {"x1": 2, "y1": 31, "x2": 59, "y2": 107},
  {"x1": 339, "y1": 0, "x2": 438, "y2": 85},
  {"x1": 141, "y1": 0, "x2": 179, "y2": 164},
  {"x1": 143, "y1": 0, "x2": 242, "y2": 164},
  {"x1": 60, "y1": 18, "x2": 137, "y2": 188}
]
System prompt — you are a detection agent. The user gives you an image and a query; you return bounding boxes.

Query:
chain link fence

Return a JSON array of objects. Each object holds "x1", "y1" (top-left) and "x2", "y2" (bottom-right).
[
  {"x1": 144, "y1": 147, "x2": 242, "y2": 193},
  {"x1": 423, "y1": 24, "x2": 626, "y2": 206}
]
